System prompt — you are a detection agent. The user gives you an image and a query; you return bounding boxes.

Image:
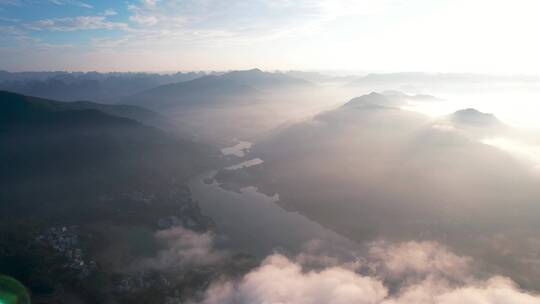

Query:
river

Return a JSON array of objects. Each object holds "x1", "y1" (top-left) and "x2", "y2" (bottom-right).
[{"x1": 189, "y1": 170, "x2": 356, "y2": 257}]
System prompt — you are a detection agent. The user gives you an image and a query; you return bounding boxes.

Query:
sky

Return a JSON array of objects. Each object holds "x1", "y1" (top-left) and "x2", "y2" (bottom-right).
[{"x1": 1, "y1": 0, "x2": 540, "y2": 73}]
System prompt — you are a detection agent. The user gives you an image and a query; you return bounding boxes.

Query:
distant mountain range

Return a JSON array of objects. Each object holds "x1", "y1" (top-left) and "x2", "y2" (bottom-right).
[
  {"x1": 0, "y1": 71, "x2": 207, "y2": 103},
  {"x1": 124, "y1": 69, "x2": 314, "y2": 111},
  {"x1": 0, "y1": 69, "x2": 314, "y2": 108}
]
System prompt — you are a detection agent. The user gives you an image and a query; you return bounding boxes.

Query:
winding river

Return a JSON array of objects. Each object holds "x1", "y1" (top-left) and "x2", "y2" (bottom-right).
[{"x1": 189, "y1": 170, "x2": 356, "y2": 257}]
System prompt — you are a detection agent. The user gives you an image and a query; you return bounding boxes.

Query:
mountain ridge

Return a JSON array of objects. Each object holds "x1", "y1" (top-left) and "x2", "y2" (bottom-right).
[{"x1": 124, "y1": 69, "x2": 314, "y2": 111}]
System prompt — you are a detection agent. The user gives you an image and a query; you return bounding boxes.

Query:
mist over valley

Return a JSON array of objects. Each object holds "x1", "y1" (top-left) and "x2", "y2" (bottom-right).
[{"x1": 2, "y1": 1, "x2": 540, "y2": 303}]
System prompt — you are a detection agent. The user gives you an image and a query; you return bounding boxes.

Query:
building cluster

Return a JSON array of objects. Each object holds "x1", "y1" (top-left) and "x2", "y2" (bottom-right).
[
  {"x1": 36, "y1": 226, "x2": 96, "y2": 279},
  {"x1": 115, "y1": 271, "x2": 172, "y2": 294}
]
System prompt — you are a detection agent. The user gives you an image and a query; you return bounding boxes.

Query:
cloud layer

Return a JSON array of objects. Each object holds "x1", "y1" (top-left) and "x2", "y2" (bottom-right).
[
  {"x1": 193, "y1": 241, "x2": 540, "y2": 304},
  {"x1": 26, "y1": 16, "x2": 128, "y2": 32},
  {"x1": 3, "y1": 0, "x2": 540, "y2": 72},
  {"x1": 136, "y1": 226, "x2": 225, "y2": 273}
]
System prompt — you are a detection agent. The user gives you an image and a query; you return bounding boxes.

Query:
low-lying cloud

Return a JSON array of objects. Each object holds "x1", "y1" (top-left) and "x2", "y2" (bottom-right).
[
  {"x1": 198, "y1": 254, "x2": 387, "y2": 304},
  {"x1": 368, "y1": 241, "x2": 471, "y2": 282},
  {"x1": 137, "y1": 226, "x2": 225, "y2": 273},
  {"x1": 193, "y1": 240, "x2": 540, "y2": 304}
]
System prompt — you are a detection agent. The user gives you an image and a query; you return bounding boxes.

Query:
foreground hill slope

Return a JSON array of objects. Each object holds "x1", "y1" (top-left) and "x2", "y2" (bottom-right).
[
  {"x1": 0, "y1": 90, "x2": 217, "y2": 221},
  {"x1": 0, "y1": 90, "x2": 171, "y2": 129},
  {"x1": 0, "y1": 91, "x2": 224, "y2": 303}
]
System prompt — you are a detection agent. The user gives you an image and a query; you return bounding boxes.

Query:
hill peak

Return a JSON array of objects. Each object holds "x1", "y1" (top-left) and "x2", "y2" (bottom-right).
[
  {"x1": 451, "y1": 108, "x2": 502, "y2": 127},
  {"x1": 344, "y1": 92, "x2": 394, "y2": 107}
]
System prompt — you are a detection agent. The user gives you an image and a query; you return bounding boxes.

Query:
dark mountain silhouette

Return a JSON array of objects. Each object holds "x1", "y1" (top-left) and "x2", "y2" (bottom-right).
[
  {"x1": 0, "y1": 71, "x2": 206, "y2": 103},
  {"x1": 0, "y1": 90, "x2": 177, "y2": 132},
  {"x1": 1, "y1": 90, "x2": 160, "y2": 121},
  {"x1": 0, "y1": 91, "x2": 217, "y2": 223}
]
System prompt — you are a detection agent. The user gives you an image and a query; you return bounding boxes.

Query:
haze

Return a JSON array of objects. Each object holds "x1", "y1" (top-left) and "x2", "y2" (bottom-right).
[{"x1": 2, "y1": 1, "x2": 540, "y2": 304}]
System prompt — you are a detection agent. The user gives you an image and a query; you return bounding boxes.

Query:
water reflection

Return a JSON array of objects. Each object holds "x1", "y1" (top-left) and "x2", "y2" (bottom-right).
[{"x1": 189, "y1": 172, "x2": 355, "y2": 257}]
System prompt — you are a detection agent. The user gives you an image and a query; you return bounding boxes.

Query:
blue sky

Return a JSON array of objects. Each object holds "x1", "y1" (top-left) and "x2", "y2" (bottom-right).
[{"x1": 1, "y1": 0, "x2": 540, "y2": 73}]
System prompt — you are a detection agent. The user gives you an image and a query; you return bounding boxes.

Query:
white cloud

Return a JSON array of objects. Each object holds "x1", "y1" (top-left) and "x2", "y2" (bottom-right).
[
  {"x1": 141, "y1": 0, "x2": 159, "y2": 7},
  {"x1": 198, "y1": 253, "x2": 388, "y2": 304},
  {"x1": 5, "y1": 0, "x2": 540, "y2": 72},
  {"x1": 27, "y1": 16, "x2": 128, "y2": 32},
  {"x1": 382, "y1": 276, "x2": 540, "y2": 304},
  {"x1": 48, "y1": 0, "x2": 92, "y2": 9},
  {"x1": 0, "y1": 0, "x2": 92, "y2": 7},
  {"x1": 368, "y1": 241, "x2": 471, "y2": 282},
  {"x1": 129, "y1": 14, "x2": 159, "y2": 26},
  {"x1": 121, "y1": 0, "x2": 393, "y2": 46},
  {"x1": 103, "y1": 9, "x2": 117, "y2": 16},
  {"x1": 0, "y1": 0, "x2": 23, "y2": 5},
  {"x1": 136, "y1": 226, "x2": 225, "y2": 272},
  {"x1": 0, "y1": 16, "x2": 18, "y2": 22},
  {"x1": 193, "y1": 241, "x2": 540, "y2": 304},
  {"x1": 0, "y1": 24, "x2": 20, "y2": 35}
]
